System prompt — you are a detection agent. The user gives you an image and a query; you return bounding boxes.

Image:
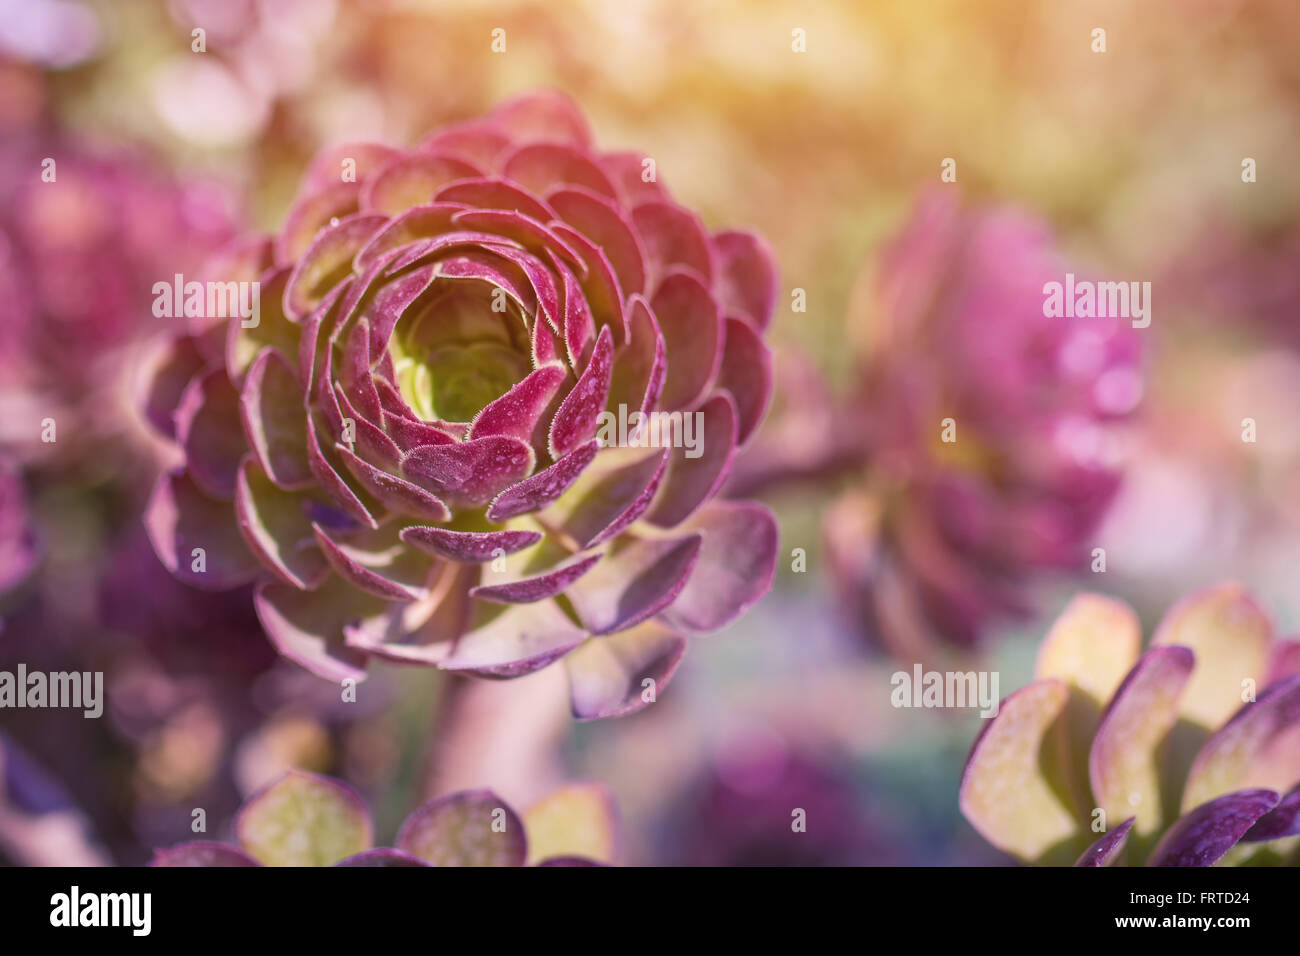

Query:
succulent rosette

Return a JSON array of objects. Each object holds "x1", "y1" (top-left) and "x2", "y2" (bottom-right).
[
  {"x1": 825, "y1": 191, "x2": 1142, "y2": 659},
  {"x1": 961, "y1": 584, "x2": 1300, "y2": 866},
  {"x1": 153, "y1": 770, "x2": 616, "y2": 867},
  {"x1": 142, "y1": 92, "x2": 778, "y2": 718}
]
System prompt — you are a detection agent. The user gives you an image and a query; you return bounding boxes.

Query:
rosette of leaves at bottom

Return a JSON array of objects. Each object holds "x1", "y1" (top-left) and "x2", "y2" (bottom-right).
[
  {"x1": 960, "y1": 584, "x2": 1300, "y2": 866},
  {"x1": 151, "y1": 770, "x2": 616, "y2": 867}
]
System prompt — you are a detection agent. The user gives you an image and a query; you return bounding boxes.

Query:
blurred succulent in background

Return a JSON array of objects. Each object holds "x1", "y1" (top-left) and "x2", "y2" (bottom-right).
[
  {"x1": 0, "y1": 457, "x2": 40, "y2": 596},
  {"x1": 824, "y1": 191, "x2": 1142, "y2": 660},
  {"x1": 153, "y1": 0, "x2": 338, "y2": 149},
  {"x1": 961, "y1": 584, "x2": 1300, "y2": 866},
  {"x1": 153, "y1": 770, "x2": 616, "y2": 866},
  {"x1": 664, "y1": 738, "x2": 900, "y2": 866},
  {"x1": 1160, "y1": 215, "x2": 1300, "y2": 350},
  {"x1": 0, "y1": 73, "x2": 235, "y2": 465},
  {"x1": 0, "y1": 2, "x2": 101, "y2": 71},
  {"x1": 0, "y1": 732, "x2": 109, "y2": 867},
  {"x1": 143, "y1": 91, "x2": 778, "y2": 718}
]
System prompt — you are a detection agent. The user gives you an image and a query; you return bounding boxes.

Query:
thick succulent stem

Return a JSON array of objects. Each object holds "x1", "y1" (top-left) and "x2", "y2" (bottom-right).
[{"x1": 422, "y1": 667, "x2": 572, "y2": 811}]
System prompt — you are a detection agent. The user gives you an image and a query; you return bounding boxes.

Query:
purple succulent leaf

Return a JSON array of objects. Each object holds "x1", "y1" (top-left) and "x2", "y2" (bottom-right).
[
  {"x1": 649, "y1": 269, "x2": 723, "y2": 411},
  {"x1": 559, "y1": 265, "x2": 594, "y2": 368},
  {"x1": 239, "y1": 348, "x2": 314, "y2": 490},
  {"x1": 361, "y1": 264, "x2": 439, "y2": 358},
  {"x1": 226, "y1": 267, "x2": 298, "y2": 385},
  {"x1": 348, "y1": 565, "x2": 475, "y2": 666},
  {"x1": 402, "y1": 436, "x2": 536, "y2": 508},
  {"x1": 439, "y1": 600, "x2": 588, "y2": 677},
  {"x1": 470, "y1": 551, "x2": 604, "y2": 605},
  {"x1": 382, "y1": 409, "x2": 457, "y2": 451},
  {"x1": 313, "y1": 343, "x2": 348, "y2": 437},
  {"x1": 304, "y1": 410, "x2": 381, "y2": 530},
  {"x1": 236, "y1": 770, "x2": 374, "y2": 867},
  {"x1": 716, "y1": 315, "x2": 773, "y2": 445},
  {"x1": 477, "y1": 242, "x2": 564, "y2": 333},
  {"x1": 396, "y1": 790, "x2": 527, "y2": 866},
  {"x1": 549, "y1": 185, "x2": 648, "y2": 297},
  {"x1": 1148, "y1": 789, "x2": 1280, "y2": 867},
  {"x1": 1242, "y1": 784, "x2": 1300, "y2": 841},
  {"x1": 565, "y1": 620, "x2": 687, "y2": 720},
  {"x1": 1183, "y1": 674, "x2": 1300, "y2": 812},
  {"x1": 657, "y1": 499, "x2": 778, "y2": 634},
  {"x1": 252, "y1": 577, "x2": 375, "y2": 682},
  {"x1": 334, "y1": 444, "x2": 451, "y2": 523},
  {"x1": 645, "y1": 391, "x2": 738, "y2": 528},
  {"x1": 434, "y1": 250, "x2": 538, "y2": 318},
  {"x1": 436, "y1": 177, "x2": 555, "y2": 224},
  {"x1": 339, "y1": 316, "x2": 385, "y2": 425},
  {"x1": 360, "y1": 153, "x2": 480, "y2": 215},
  {"x1": 547, "y1": 447, "x2": 668, "y2": 551},
  {"x1": 283, "y1": 212, "x2": 386, "y2": 320},
  {"x1": 400, "y1": 526, "x2": 542, "y2": 563},
  {"x1": 233, "y1": 457, "x2": 330, "y2": 590},
  {"x1": 145, "y1": 469, "x2": 259, "y2": 590},
  {"x1": 352, "y1": 203, "x2": 468, "y2": 272},
  {"x1": 1089, "y1": 645, "x2": 1195, "y2": 843},
  {"x1": 548, "y1": 324, "x2": 614, "y2": 459},
  {"x1": 332, "y1": 388, "x2": 403, "y2": 469},
  {"x1": 150, "y1": 842, "x2": 262, "y2": 867},
  {"x1": 296, "y1": 275, "x2": 352, "y2": 394},
  {"x1": 419, "y1": 122, "x2": 512, "y2": 167},
  {"x1": 566, "y1": 533, "x2": 702, "y2": 635},
  {"x1": 451, "y1": 208, "x2": 585, "y2": 275},
  {"x1": 487, "y1": 439, "x2": 599, "y2": 521},
  {"x1": 533, "y1": 306, "x2": 566, "y2": 366},
  {"x1": 547, "y1": 225, "x2": 627, "y2": 341},
  {"x1": 311, "y1": 523, "x2": 434, "y2": 602},
  {"x1": 1073, "y1": 817, "x2": 1135, "y2": 867},
  {"x1": 606, "y1": 295, "x2": 666, "y2": 421},
  {"x1": 711, "y1": 229, "x2": 778, "y2": 331},
  {"x1": 175, "y1": 367, "x2": 246, "y2": 499},
  {"x1": 632, "y1": 201, "x2": 715, "y2": 288},
  {"x1": 141, "y1": 336, "x2": 209, "y2": 439},
  {"x1": 469, "y1": 363, "x2": 567, "y2": 443},
  {"x1": 502, "y1": 142, "x2": 617, "y2": 201},
  {"x1": 274, "y1": 181, "x2": 362, "y2": 266},
  {"x1": 598, "y1": 150, "x2": 668, "y2": 206}
]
